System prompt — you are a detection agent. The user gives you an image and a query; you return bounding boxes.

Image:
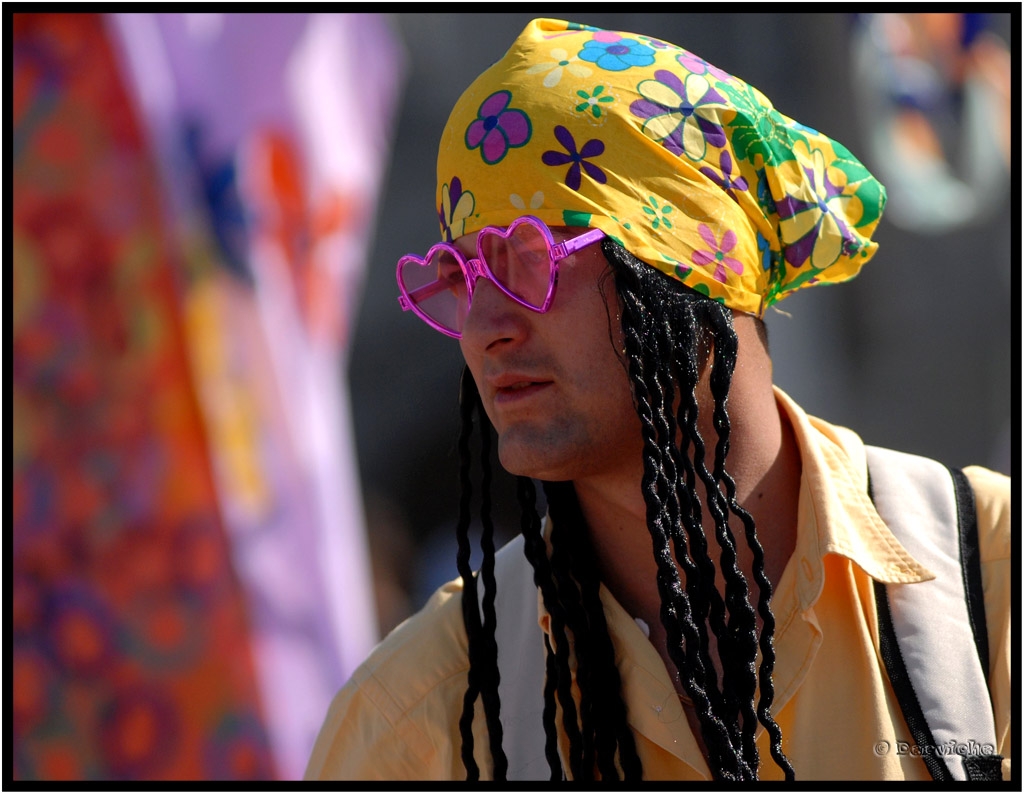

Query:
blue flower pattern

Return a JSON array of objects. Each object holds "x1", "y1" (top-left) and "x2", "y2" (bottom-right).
[{"x1": 578, "y1": 34, "x2": 655, "y2": 72}]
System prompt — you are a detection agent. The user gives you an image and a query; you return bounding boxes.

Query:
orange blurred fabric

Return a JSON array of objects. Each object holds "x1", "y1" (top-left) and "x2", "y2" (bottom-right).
[{"x1": 12, "y1": 13, "x2": 274, "y2": 780}]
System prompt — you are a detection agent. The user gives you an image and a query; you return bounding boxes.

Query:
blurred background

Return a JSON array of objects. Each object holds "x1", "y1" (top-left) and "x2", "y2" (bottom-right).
[{"x1": 11, "y1": 11, "x2": 1013, "y2": 782}]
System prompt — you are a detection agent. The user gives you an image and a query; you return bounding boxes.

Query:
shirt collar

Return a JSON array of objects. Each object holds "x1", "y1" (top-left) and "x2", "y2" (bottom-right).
[{"x1": 773, "y1": 385, "x2": 933, "y2": 611}]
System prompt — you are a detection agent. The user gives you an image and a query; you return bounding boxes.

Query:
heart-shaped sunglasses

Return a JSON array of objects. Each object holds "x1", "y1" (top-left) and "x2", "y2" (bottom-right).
[{"x1": 396, "y1": 215, "x2": 606, "y2": 338}]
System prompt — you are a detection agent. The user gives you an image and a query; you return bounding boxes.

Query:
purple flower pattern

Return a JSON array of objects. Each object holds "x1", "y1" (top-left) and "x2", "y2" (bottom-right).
[
  {"x1": 677, "y1": 50, "x2": 734, "y2": 83},
  {"x1": 438, "y1": 177, "x2": 475, "y2": 242},
  {"x1": 541, "y1": 126, "x2": 607, "y2": 191},
  {"x1": 465, "y1": 90, "x2": 531, "y2": 165},
  {"x1": 699, "y1": 150, "x2": 749, "y2": 199},
  {"x1": 775, "y1": 146, "x2": 857, "y2": 269},
  {"x1": 639, "y1": 35, "x2": 677, "y2": 51},
  {"x1": 630, "y1": 70, "x2": 728, "y2": 161}
]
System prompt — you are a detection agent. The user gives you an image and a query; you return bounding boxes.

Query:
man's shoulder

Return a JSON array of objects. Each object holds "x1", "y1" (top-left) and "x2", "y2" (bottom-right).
[
  {"x1": 351, "y1": 576, "x2": 470, "y2": 709},
  {"x1": 962, "y1": 465, "x2": 1011, "y2": 564},
  {"x1": 304, "y1": 537, "x2": 535, "y2": 780},
  {"x1": 304, "y1": 577, "x2": 472, "y2": 780},
  {"x1": 342, "y1": 533, "x2": 532, "y2": 713}
]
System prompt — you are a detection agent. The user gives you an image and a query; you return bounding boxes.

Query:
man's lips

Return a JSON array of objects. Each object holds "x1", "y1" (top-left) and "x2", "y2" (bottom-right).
[{"x1": 488, "y1": 374, "x2": 554, "y2": 404}]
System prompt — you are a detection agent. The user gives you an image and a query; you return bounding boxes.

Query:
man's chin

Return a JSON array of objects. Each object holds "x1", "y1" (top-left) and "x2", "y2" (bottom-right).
[{"x1": 496, "y1": 434, "x2": 575, "y2": 482}]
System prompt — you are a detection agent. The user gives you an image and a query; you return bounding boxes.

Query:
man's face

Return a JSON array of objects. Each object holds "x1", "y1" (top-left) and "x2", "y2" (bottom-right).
[{"x1": 457, "y1": 227, "x2": 642, "y2": 483}]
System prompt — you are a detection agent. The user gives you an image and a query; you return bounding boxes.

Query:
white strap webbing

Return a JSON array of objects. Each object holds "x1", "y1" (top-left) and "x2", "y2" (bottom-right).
[
  {"x1": 865, "y1": 445, "x2": 996, "y2": 780},
  {"x1": 492, "y1": 534, "x2": 549, "y2": 780}
]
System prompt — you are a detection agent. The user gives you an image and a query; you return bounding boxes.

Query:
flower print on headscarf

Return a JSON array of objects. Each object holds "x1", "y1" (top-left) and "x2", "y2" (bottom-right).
[
  {"x1": 465, "y1": 90, "x2": 532, "y2": 165},
  {"x1": 755, "y1": 167, "x2": 778, "y2": 218},
  {"x1": 578, "y1": 31, "x2": 655, "y2": 72},
  {"x1": 757, "y1": 232, "x2": 771, "y2": 271},
  {"x1": 642, "y1": 196, "x2": 674, "y2": 230},
  {"x1": 775, "y1": 144, "x2": 858, "y2": 269},
  {"x1": 510, "y1": 191, "x2": 544, "y2": 211},
  {"x1": 436, "y1": 18, "x2": 887, "y2": 316},
  {"x1": 677, "y1": 50, "x2": 733, "y2": 83},
  {"x1": 638, "y1": 35, "x2": 678, "y2": 51},
  {"x1": 630, "y1": 71, "x2": 728, "y2": 161},
  {"x1": 660, "y1": 252, "x2": 692, "y2": 283},
  {"x1": 692, "y1": 223, "x2": 744, "y2": 283},
  {"x1": 526, "y1": 47, "x2": 592, "y2": 88},
  {"x1": 541, "y1": 126, "x2": 607, "y2": 191},
  {"x1": 700, "y1": 150, "x2": 749, "y2": 201},
  {"x1": 439, "y1": 177, "x2": 476, "y2": 242},
  {"x1": 574, "y1": 85, "x2": 615, "y2": 121},
  {"x1": 828, "y1": 139, "x2": 886, "y2": 231},
  {"x1": 718, "y1": 81, "x2": 808, "y2": 168}
]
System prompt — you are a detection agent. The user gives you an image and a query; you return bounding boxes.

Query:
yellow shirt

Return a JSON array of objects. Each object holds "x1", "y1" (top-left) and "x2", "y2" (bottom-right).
[{"x1": 305, "y1": 389, "x2": 1012, "y2": 780}]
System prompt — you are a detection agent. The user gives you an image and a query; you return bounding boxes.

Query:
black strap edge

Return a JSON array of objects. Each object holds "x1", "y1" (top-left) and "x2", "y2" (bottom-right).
[
  {"x1": 962, "y1": 754, "x2": 1004, "y2": 781},
  {"x1": 872, "y1": 579, "x2": 955, "y2": 782},
  {"x1": 949, "y1": 467, "x2": 992, "y2": 686},
  {"x1": 867, "y1": 466, "x2": 954, "y2": 782}
]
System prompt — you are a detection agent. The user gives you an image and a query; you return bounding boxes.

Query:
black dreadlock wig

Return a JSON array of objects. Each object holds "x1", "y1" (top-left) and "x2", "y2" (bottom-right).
[{"x1": 454, "y1": 238, "x2": 794, "y2": 781}]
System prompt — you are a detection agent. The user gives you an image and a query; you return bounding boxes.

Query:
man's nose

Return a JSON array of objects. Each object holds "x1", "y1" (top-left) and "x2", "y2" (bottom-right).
[{"x1": 460, "y1": 275, "x2": 528, "y2": 351}]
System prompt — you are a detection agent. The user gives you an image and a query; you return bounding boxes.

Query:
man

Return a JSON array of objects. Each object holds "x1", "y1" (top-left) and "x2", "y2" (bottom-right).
[{"x1": 306, "y1": 18, "x2": 1011, "y2": 781}]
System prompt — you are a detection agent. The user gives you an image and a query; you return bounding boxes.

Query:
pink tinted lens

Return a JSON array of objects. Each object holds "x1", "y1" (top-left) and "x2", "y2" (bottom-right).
[
  {"x1": 477, "y1": 221, "x2": 553, "y2": 308},
  {"x1": 398, "y1": 246, "x2": 469, "y2": 333}
]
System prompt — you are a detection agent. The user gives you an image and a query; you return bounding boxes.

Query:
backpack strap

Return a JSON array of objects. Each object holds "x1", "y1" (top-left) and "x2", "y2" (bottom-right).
[
  {"x1": 490, "y1": 534, "x2": 549, "y2": 780},
  {"x1": 865, "y1": 446, "x2": 1001, "y2": 781},
  {"x1": 948, "y1": 468, "x2": 992, "y2": 685}
]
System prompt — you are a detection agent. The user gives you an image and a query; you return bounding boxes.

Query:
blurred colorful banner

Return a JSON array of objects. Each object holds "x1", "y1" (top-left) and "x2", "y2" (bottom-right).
[
  {"x1": 12, "y1": 12, "x2": 404, "y2": 780},
  {"x1": 850, "y1": 13, "x2": 1010, "y2": 233}
]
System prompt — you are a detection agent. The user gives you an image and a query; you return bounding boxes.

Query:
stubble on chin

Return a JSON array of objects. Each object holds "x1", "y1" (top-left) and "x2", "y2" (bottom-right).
[{"x1": 495, "y1": 415, "x2": 595, "y2": 481}]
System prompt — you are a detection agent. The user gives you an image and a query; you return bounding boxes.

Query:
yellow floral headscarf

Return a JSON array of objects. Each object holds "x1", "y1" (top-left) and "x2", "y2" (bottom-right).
[{"x1": 436, "y1": 18, "x2": 886, "y2": 315}]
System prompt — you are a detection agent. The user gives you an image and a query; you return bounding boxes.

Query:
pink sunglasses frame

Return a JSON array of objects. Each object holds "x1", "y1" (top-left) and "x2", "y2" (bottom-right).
[{"x1": 396, "y1": 215, "x2": 607, "y2": 339}]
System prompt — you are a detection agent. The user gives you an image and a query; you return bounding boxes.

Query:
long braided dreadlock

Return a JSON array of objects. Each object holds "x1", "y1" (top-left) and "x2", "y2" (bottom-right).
[{"x1": 454, "y1": 238, "x2": 794, "y2": 781}]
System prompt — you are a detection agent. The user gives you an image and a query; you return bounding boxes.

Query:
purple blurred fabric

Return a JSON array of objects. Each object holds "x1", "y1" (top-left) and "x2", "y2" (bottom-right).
[{"x1": 109, "y1": 12, "x2": 404, "y2": 779}]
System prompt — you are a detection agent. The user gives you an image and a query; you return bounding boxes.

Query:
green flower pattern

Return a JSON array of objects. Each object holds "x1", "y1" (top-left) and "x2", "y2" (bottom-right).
[
  {"x1": 642, "y1": 196, "x2": 674, "y2": 230},
  {"x1": 575, "y1": 85, "x2": 615, "y2": 119},
  {"x1": 716, "y1": 81, "x2": 808, "y2": 168}
]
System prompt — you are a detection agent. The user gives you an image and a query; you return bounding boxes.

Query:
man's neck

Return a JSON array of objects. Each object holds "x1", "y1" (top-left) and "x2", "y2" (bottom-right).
[{"x1": 571, "y1": 314, "x2": 801, "y2": 639}]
